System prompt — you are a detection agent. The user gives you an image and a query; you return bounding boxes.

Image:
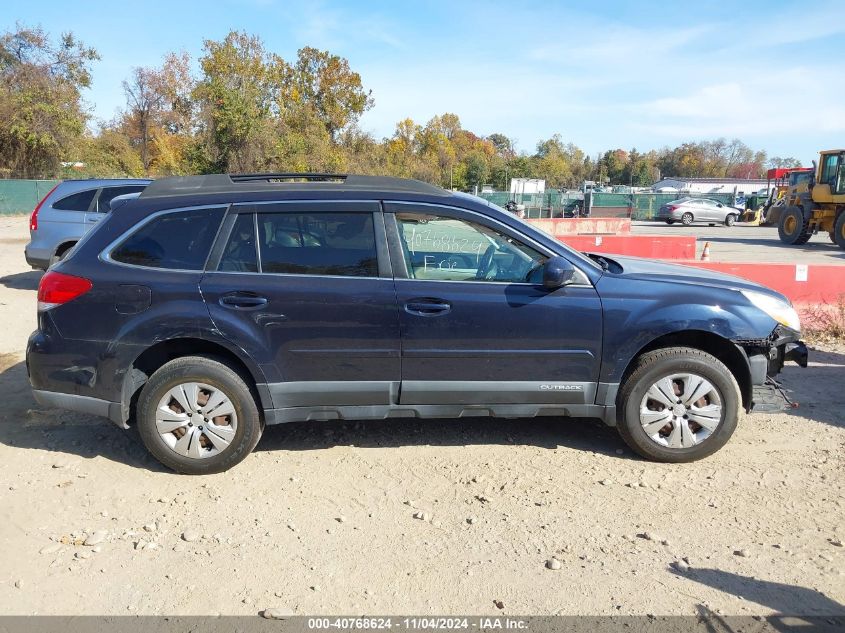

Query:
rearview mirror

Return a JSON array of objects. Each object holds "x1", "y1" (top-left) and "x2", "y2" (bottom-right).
[{"x1": 542, "y1": 256, "x2": 577, "y2": 289}]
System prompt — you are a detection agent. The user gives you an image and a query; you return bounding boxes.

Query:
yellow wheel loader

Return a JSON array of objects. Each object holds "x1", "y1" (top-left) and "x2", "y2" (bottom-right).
[{"x1": 777, "y1": 150, "x2": 845, "y2": 248}]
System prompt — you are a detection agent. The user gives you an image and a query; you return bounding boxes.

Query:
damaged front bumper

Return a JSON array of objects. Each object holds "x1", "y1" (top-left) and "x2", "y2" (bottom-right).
[{"x1": 742, "y1": 326, "x2": 807, "y2": 412}]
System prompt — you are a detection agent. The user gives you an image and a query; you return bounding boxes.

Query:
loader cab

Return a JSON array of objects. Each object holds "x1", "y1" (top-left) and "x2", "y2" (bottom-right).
[{"x1": 819, "y1": 151, "x2": 845, "y2": 195}]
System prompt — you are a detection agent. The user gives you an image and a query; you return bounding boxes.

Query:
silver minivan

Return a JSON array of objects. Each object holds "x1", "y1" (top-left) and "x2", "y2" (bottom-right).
[{"x1": 25, "y1": 178, "x2": 151, "y2": 269}]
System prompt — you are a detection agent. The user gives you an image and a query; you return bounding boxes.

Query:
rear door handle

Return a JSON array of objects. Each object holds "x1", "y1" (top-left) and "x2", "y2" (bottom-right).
[
  {"x1": 86, "y1": 217, "x2": 100, "y2": 222},
  {"x1": 404, "y1": 300, "x2": 451, "y2": 317},
  {"x1": 220, "y1": 293, "x2": 269, "y2": 310}
]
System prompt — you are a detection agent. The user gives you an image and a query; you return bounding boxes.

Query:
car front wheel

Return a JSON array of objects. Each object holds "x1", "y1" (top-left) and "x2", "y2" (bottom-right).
[
  {"x1": 725, "y1": 214, "x2": 737, "y2": 227},
  {"x1": 616, "y1": 347, "x2": 740, "y2": 462},
  {"x1": 136, "y1": 355, "x2": 263, "y2": 474}
]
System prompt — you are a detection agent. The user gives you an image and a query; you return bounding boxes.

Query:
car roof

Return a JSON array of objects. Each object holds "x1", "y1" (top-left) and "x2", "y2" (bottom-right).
[
  {"x1": 138, "y1": 173, "x2": 450, "y2": 200},
  {"x1": 45, "y1": 178, "x2": 150, "y2": 200}
]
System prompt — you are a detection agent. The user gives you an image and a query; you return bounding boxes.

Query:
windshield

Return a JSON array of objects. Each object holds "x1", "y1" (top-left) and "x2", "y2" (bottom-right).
[{"x1": 452, "y1": 191, "x2": 603, "y2": 272}]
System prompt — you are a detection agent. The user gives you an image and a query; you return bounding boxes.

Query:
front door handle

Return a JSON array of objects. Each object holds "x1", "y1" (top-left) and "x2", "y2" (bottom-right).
[
  {"x1": 404, "y1": 300, "x2": 451, "y2": 317},
  {"x1": 220, "y1": 293, "x2": 269, "y2": 310},
  {"x1": 86, "y1": 217, "x2": 100, "y2": 222}
]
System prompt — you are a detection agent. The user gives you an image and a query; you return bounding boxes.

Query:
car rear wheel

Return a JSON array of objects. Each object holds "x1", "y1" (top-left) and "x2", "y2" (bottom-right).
[
  {"x1": 725, "y1": 214, "x2": 737, "y2": 227},
  {"x1": 616, "y1": 347, "x2": 740, "y2": 462},
  {"x1": 665, "y1": 219, "x2": 675, "y2": 225},
  {"x1": 681, "y1": 212, "x2": 694, "y2": 226},
  {"x1": 136, "y1": 355, "x2": 263, "y2": 474},
  {"x1": 49, "y1": 243, "x2": 75, "y2": 268}
]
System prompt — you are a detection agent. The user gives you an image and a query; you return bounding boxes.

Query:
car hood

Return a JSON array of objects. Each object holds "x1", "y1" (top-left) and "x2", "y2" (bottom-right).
[{"x1": 601, "y1": 255, "x2": 787, "y2": 300}]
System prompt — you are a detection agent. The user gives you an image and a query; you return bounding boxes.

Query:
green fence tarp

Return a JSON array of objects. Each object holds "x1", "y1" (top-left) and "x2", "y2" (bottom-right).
[
  {"x1": 0, "y1": 179, "x2": 61, "y2": 215},
  {"x1": 478, "y1": 191, "x2": 585, "y2": 219}
]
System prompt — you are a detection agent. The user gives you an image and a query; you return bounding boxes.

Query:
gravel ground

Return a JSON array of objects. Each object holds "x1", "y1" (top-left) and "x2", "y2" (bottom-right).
[
  {"x1": 631, "y1": 220, "x2": 845, "y2": 263},
  {"x1": 0, "y1": 216, "x2": 843, "y2": 616}
]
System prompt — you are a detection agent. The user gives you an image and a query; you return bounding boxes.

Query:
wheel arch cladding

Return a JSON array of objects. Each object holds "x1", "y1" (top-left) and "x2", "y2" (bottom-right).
[
  {"x1": 119, "y1": 337, "x2": 269, "y2": 424},
  {"x1": 620, "y1": 331, "x2": 752, "y2": 411}
]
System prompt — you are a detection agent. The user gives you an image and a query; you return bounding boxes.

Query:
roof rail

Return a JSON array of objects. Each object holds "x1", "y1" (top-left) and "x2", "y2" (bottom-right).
[
  {"x1": 230, "y1": 173, "x2": 347, "y2": 183},
  {"x1": 139, "y1": 173, "x2": 449, "y2": 199}
]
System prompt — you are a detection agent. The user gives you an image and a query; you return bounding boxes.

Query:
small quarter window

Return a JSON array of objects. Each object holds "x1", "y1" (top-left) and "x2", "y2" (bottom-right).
[
  {"x1": 257, "y1": 212, "x2": 378, "y2": 277},
  {"x1": 111, "y1": 208, "x2": 225, "y2": 270},
  {"x1": 53, "y1": 189, "x2": 96, "y2": 211}
]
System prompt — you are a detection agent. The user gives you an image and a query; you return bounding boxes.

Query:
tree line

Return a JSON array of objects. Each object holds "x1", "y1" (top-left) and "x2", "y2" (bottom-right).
[{"x1": 0, "y1": 24, "x2": 803, "y2": 189}]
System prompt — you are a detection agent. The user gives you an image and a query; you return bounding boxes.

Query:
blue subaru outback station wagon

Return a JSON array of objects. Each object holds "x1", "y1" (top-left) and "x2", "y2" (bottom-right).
[{"x1": 27, "y1": 173, "x2": 808, "y2": 474}]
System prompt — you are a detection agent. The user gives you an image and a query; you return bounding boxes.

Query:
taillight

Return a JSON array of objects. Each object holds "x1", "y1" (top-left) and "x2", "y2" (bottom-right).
[
  {"x1": 30, "y1": 183, "x2": 59, "y2": 231},
  {"x1": 37, "y1": 271, "x2": 92, "y2": 311}
]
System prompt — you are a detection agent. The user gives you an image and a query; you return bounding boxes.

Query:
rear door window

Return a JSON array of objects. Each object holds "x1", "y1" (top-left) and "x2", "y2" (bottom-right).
[
  {"x1": 218, "y1": 214, "x2": 258, "y2": 272},
  {"x1": 111, "y1": 207, "x2": 226, "y2": 270},
  {"x1": 96, "y1": 185, "x2": 147, "y2": 212},
  {"x1": 256, "y1": 212, "x2": 377, "y2": 277},
  {"x1": 53, "y1": 189, "x2": 97, "y2": 211}
]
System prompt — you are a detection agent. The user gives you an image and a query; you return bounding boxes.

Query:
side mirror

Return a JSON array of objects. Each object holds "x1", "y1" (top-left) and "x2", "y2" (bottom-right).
[{"x1": 542, "y1": 256, "x2": 577, "y2": 289}]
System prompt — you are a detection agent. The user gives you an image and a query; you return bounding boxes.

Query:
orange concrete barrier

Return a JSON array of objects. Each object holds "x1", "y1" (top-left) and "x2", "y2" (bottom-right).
[
  {"x1": 683, "y1": 262, "x2": 845, "y2": 305},
  {"x1": 527, "y1": 218, "x2": 631, "y2": 236},
  {"x1": 560, "y1": 235, "x2": 696, "y2": 260}
]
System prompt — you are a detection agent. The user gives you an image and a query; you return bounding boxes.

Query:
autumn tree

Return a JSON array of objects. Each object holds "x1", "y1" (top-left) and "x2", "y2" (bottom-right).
[
  {"x1": 0, "y1": 24, "x2": 98, "y2": 177},
  {"x1": 281, "y1": 46, "x2": 373, "y2": 141},
  {"x1": 121, "y1": 52, "x2": 194, "y2": 174}
]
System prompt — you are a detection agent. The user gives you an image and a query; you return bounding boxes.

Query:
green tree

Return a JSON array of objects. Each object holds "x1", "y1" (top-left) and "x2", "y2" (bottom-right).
[
  {"x1": 282, "y1": 46, "x2": 373, "y2": 141},
  {"x1": 0, "y1": 24, "x2": 98, "y2": 177},
  {"x1": 191, "y1": 31, "x2": 283, "y2": 173}
]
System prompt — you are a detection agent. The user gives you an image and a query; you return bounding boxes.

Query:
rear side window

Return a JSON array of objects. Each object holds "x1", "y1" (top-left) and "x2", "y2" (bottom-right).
[
  {"x1": 111, "y1": 208, "x2": 225, "y2": 270},
  {"x1": 97, "y1": 185, "x2": 147, "y2": 212},
  {"x1": 257, "y1": 212, "x2": 377, "y2": 277},
  {"x1": 53, "y1": 189, "x2": 96, "y2": 211}
]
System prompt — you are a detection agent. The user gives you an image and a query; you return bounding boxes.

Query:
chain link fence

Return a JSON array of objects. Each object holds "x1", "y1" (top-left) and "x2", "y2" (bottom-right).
[{"x1": 479, "y1": 191, "x2": 738, "y2": 220}]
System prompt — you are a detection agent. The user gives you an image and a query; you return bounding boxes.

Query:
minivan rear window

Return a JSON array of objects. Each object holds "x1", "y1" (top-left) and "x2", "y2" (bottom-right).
[
  {"x1": 53, "y1": 189, "x2": 96, "y2": 211},
  {"x1": 97, "y1": 185, "x2": 147, "y2": 212},
  {"x1": 111, "y1": 208, "x2": 226, "y2": 270}
]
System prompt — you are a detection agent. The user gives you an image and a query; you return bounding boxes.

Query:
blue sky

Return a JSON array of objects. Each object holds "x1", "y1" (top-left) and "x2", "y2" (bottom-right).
[{"x1": 18, "y1": 0, "x2": 845, "y2": 163}]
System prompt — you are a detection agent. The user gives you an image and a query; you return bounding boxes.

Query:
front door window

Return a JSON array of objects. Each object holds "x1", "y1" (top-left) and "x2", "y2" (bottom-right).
[{"x1": 395, "y1": 212, "x2": 546, "y2": 283}]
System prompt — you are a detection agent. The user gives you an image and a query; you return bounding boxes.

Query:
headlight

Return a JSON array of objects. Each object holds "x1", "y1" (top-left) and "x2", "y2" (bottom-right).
[{"x1": 741, "y1": 290, "x2": 800, "y2": 331}]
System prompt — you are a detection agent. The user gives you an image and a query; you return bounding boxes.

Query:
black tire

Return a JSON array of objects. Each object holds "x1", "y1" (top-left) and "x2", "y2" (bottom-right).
[
  {"x1": 49, "y1": 243, "x2": 75, "y2": 267},
  {"x1": 681, "y1": 212, "x2": 694, "y2": 226},
  {"x1": 665, "y1": 219, "x2": 675, "y2": 225},
  {"x1": 724, "y1": 214, "x2": 737, "y2": 227},
  {"x1": 616, "y1": 347, "x2": 741, "y2": 463},
  {"x1": 834, "y1": 212, "x2": 845, "y2": 249},
  {"x1": 136, "y1": 355, "x2": 263, "y2": 474},
  {"x1": 778, "y1": 206, "x2": 812, "y2": 245}
]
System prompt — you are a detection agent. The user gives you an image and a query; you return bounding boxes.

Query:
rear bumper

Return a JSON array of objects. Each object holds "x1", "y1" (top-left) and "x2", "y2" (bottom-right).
[
  {"x1": 31, "y1": 389, "x2": 127, "y2": 428},
  {"x1": 24, "y1": 245, "x2": 49, "y2": 270}
]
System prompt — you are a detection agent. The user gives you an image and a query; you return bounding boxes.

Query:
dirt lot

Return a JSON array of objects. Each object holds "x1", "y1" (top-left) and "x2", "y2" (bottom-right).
[{"x1": 0, "y1": 216, "x2": 843, "y2": 616}]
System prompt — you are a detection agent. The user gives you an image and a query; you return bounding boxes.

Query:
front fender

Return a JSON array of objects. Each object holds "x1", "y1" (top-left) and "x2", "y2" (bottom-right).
[{"x1": 597, "y1": 276, "x2": 777, "y2": 384}]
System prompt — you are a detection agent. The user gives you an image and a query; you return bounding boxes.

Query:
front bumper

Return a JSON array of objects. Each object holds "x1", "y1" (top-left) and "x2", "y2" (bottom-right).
[{"x1": 747, "y1": 328, "x2": 807, "y2": 412}]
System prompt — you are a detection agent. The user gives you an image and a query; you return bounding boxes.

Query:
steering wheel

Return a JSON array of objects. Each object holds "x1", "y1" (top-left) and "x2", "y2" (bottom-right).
[{"x1": 476, "y1": 245, "x2": 497, "y2": 280}]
